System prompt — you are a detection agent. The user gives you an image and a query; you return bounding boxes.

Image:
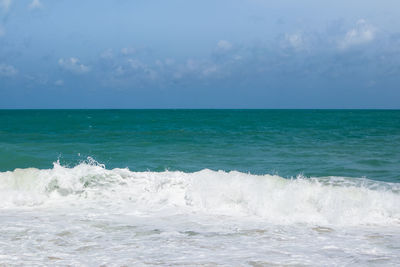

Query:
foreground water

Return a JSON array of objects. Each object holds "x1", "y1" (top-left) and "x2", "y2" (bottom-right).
[{"x1": 0, "y1": 110, "x2": 399, "y2": 265}]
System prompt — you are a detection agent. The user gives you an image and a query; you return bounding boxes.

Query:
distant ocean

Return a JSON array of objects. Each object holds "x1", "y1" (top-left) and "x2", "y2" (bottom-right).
[{"x1": 1, "y1": 110, "x2": 399, "y2": 265}]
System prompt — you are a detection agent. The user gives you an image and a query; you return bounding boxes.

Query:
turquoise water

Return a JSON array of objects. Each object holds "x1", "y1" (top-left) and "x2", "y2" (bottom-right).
[
  {"x1": 1, "y1": 109, "x2": 399, "y2": 182},
  {"x1": 1, "y1": 109, "x2": 400, "y2": 265}
]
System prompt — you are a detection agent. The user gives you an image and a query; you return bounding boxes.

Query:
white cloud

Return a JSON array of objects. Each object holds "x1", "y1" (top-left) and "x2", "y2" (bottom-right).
[
  {"x1": 0, "y1": 0, "x2": 12, "y2": 12},
  {"x1": 29, "y1": 0, "x2": 42, "y2": 9},
  {"x1": 121, "y1": 47, "x2": 136, "y2": 55},
  {"x1": 54, "y1": 79, "x2": 64, "y2": 86},
  {"x1": 174, "y1": 59, "x2": 222, "y2": 78},
  {"x1": 58, "y1": 57, "x2": 90, "y2": 74},
  {"x1": 25, "y1": 74, "x2": 48, "y2": 85},
  {"x1": 202, "y1": 65, "x2": 218, "y2": 76},
  {"x1": 217, "y1": 40, "x2": 232, "y2": 50},
  {"x1": 155, "y1": 59, "x2": 163, "y2": 67},
  {"x1": 339, "y1": 19, "x2": 376, "y2": 49},
  {"x1": 114, "y1": 66, "x2": 125, "y2": 76},
  {"x1": 155, "y1": 58, "x2": 175, "y2": 68},
  {"x1": 0, "y1": 63, "x2": 17, "y2": 77},
  {"x1": 165, "y1": 58, "x2": 175, "y2": 66},
  {"x1": 100, "y1": 49, "x2": 113, "y2": 59},
  {"x1": 285, "y1": 33, "x2": 304, "y2": 50},
  {"x1": 128, "y1": 59, "x2": 146, "y2": 70},
  {"x1": 126, "y1": 59, "x2": 157, "y2": 80}
]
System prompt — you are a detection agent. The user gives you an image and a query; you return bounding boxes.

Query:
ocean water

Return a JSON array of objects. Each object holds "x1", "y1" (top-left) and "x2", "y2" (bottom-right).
[{"x1": 0, "y1": 109, "x2": 399, "y2": 266}]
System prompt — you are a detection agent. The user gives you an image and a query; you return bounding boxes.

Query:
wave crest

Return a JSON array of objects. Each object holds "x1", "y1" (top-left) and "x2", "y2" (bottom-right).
[{"x1": 0, "y1": 160, "x2": 399, "y2": 226}]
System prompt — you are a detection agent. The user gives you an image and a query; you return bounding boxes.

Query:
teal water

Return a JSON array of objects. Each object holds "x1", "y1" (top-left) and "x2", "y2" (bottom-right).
[
  {"x1": 1, "y1": 109, "x2": 400, "y2": 266},
  {"x1": 1, "y1": 109, "x2": 399, "y2": 182}
]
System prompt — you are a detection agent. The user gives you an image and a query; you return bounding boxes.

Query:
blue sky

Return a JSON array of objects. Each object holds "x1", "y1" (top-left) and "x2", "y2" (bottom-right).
[{"x1": 0, "y1": 0, "x2": 400, "y2": 108}]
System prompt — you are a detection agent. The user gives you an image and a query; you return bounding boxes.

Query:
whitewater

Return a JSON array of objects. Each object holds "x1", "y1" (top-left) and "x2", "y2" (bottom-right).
[{"x1": 1, "y1": 159, "x2": 399, "y2": 266}]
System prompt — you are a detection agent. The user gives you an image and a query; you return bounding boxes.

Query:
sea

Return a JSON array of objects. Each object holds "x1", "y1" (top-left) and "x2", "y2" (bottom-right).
[{"x1": 0, "y1": 109, "x2": 399, "y2": 266}]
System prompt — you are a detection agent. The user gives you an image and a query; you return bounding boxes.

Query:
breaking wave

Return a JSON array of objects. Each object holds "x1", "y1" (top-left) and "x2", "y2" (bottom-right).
[{"x1": 0, "y1": 159, "x2": 399, "y2": 226}]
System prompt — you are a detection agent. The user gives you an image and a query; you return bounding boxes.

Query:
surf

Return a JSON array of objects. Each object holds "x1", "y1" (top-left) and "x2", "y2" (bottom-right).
[{"x1": 0, "y1": 159, "x2": 399, "y2": 226}]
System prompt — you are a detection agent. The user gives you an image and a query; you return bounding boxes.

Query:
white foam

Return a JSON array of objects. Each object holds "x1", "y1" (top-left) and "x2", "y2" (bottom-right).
[{"x1": 0, "y1": 160, "x2": 399, "y2": 226}]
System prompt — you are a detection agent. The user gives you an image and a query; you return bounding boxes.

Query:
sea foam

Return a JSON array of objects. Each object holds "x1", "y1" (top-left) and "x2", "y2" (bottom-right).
[{"x1": 0, "y1": 160, "x2": 399, "y2": 226}]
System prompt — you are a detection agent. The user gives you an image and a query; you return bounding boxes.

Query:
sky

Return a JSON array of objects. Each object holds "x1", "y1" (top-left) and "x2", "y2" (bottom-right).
[{"x1": 0, "y1": 0, "x2": 400, "y2": 109}]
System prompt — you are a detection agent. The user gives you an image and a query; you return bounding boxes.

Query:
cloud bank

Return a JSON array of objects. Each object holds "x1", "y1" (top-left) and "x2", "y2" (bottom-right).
[{"x1": 339, "y1": 19, "x2": 376, "y2": 49}]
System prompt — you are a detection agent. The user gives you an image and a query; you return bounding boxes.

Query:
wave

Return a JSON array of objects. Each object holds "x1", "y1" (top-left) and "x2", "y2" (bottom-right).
[{"x1": 0, "y1": 159, "x2": 399, "y2": 226}]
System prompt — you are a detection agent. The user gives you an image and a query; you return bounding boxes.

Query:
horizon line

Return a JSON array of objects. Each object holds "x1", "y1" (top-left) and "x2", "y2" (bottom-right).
[{"x1": 0, "y1": 108, "x2": 399, "y2": 111}]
